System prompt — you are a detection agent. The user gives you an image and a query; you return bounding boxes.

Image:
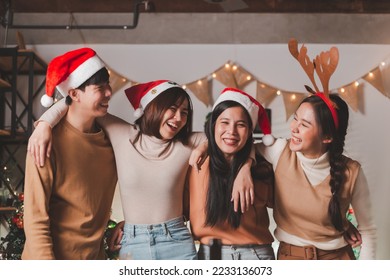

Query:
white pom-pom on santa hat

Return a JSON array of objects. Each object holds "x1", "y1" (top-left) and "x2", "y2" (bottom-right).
[
  {"x1": 213, "y1": 88, "x2": 274, "y2": 145},
  {"x1": 133, "y1": 107, "x2": 144, "y2": 119},
  {"x1": 125, "y1": 80, "x2": 182, "y2": 120},
  {"x1": 41, "y1": 47, "x2": 105, "y2": 107},
  {"x1": 262, "y1": 134, "x2": 275, "y2": 146},
  {"x1": 40, "y1": 94, "x2": 54, "y2": 108}
]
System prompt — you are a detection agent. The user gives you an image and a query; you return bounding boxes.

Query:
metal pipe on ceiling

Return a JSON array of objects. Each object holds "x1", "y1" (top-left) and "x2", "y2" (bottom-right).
[{"x1": 1, "y1": 0, "x2": 151, "y2": 30}]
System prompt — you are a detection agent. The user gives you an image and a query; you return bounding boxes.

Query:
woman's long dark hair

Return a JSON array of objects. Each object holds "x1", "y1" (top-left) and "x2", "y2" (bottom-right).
[
  {"x1": 204, "y1": 101, "x2": 253, "y2": 229},
  {"x1": 134, "y1": 87, "x2": 193, "y2": 145},
  {"x1": 301, "y1": 94, "x2": 349, "y2": 231}
]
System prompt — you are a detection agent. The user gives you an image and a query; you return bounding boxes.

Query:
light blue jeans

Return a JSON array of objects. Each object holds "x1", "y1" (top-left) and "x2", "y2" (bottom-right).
[
  {"x1": 119, "y1": 216, "x2": 197, "y2": 260},
  {"x1": 198, "y1": 244, "x2": 275, "y2": 260}
]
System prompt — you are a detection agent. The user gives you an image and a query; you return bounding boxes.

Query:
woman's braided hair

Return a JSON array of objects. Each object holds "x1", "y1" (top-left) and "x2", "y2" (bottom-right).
[{"x1": 301, "y1": 94, "x2": 349, "y2": 231}]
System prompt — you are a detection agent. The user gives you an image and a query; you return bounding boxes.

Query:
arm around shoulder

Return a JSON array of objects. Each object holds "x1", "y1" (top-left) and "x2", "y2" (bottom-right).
[
  {"x1": 36, "y1": 98, "x2": 68, "y2": 128},
  {"x1": 255, "y1": 137, "x2": 287, "y2": 167},
  {"x1": 28, "y1": 121, "x2": 53, "y2": 167}
]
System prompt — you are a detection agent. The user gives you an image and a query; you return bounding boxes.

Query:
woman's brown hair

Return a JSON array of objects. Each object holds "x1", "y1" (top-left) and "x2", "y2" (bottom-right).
[{"x1": 134, "y1": 87, "x2": 193, "y2": 145}]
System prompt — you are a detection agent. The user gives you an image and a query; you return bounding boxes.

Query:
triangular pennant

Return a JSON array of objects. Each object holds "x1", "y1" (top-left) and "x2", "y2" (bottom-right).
[
  {"x1": 256, "y1": 81, "x2": 277, "y2": 107},
  {"x1": 213, "y1": 63, "x2": 238, "y2": 88},
  {"x1": 337, "y1": 83, "x2": 361, "y2": 112},
  {"x1": 379, "y1": 62, "x2": 390, "y2": 99},
  {"x1": 126, "y1": 80, "x2": 138, "y2": 88},
  {"x1": 107, "y1": 67, "x2": 130, "y2": 94},
  {"x1": 233, "y1": 65, "x2": 254, "y2": 89},
  {"x1": 186, "y1": 77, "x2": 212, "y2": 107},
  {"x1": 362, "y1": 67, "x2": 387, "y2": 97},
  {"x1": 281, "y1": 91, "x2": 306, "y2": 120}
]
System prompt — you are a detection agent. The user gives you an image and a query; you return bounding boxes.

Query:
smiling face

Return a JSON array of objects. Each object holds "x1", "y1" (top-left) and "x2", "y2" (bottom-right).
[
  {"x1": 77, "y1": 81, "x2": 112, "y2": 118},
  {"x1": 214, "y1": 106, "x2": 250, "y2": 162},
  {"x1": 289, "y1": 102, "x2": 330, "y2": 158},
  {"x1": 159, "y1": 98, "x2": 189, "y2": 140}
]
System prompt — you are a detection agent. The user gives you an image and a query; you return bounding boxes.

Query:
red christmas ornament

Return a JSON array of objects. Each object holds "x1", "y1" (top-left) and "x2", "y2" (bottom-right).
[
  {"x1": 11, "y1": 216, "x2": 19, "y2": 224},
  {"x1": 18, "y1": 192, "x2": 24, "y2": 202},
  {"x1": 16, "y1": 219, "x2": 23, "y2": 229}
]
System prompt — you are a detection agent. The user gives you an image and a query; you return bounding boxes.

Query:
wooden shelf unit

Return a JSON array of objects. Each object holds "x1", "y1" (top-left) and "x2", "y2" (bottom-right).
[{"x1": 0, "y1": 46, "x2": 47, "y2": 191}]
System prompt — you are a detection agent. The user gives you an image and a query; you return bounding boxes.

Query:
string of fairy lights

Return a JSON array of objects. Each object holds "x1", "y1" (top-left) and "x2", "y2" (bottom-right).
[{"x1": 101, "y1": 59, "x2": 390, "y2": 117}]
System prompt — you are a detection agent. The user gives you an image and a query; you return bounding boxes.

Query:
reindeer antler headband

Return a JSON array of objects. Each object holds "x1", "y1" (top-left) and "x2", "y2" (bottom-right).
[{"x1": 288, "y1": 38, "x2": 339, "y2": 129}]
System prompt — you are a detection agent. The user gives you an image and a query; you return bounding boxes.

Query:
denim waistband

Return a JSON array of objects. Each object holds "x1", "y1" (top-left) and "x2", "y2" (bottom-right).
[
  {"x1": 123, "y1": 216, "x2": 186, "y2": 236},
  {"x1": 200, "y1": 243, "x2": 271, "y2": 250}
]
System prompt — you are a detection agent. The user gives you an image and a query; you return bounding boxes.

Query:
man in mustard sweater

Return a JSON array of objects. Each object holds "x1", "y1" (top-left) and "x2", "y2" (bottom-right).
[{"x1": 22, "y1": 48, "x2": 117, "y2": 259}]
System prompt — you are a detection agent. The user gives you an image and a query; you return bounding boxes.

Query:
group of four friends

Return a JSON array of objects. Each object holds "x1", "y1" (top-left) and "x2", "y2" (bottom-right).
[{"x1": 21, "y1": 42, "x2": 376, "y2": 260}]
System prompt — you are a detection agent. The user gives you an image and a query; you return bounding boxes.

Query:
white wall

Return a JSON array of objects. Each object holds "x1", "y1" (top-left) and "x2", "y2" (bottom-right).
[
  {"x1": 5, "y1": 13, "x2": 390, "y2": 44},
  {"x1": 32, "y1": 43, "x2": 390, "y2": 259}
]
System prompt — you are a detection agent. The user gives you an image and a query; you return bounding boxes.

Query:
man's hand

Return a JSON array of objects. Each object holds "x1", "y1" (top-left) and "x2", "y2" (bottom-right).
[
  {"x1": 27, "y1": 122, "x2": 52, "y2": 167},
  {"x1": 108, "y1": 220, "x2": 125, "y2": 252}
]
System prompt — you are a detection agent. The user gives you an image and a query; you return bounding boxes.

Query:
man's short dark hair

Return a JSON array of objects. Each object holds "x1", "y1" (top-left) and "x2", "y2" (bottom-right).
[{"x1": 65, "y1": 67, "x2": 110, "y2": 105}]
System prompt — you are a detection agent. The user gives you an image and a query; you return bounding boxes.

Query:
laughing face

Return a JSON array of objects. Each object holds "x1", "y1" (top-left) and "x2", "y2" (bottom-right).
[
  {"x1": 289, "y1": 102, "x2": 329, "y2": 158},
  {"x1": 159, "y1": 98, "x2": 189, "y2": 140},
  {"x1": 215, "y1": 106, "x2": 250, "y2": 162},
  {"x1": 79, "y1": 82, "x2": 112, "y2": 118}
]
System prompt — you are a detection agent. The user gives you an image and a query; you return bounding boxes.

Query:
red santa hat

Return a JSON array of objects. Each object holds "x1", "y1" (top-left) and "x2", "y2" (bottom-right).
[
  {"x1": 41, "y1": 47, "x2": 105, "y2": 107},
  {"x1": 213, "y1": 87, "x2": 274, "y2": 146},
  {"x1": 125, "y1": 80, "x2": 182, "y2": 120}
]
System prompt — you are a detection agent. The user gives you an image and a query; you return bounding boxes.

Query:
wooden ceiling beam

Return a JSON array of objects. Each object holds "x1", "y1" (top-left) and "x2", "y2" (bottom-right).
[{"x1": 4, "y1": 0, "x2": 390, "y2": 14}]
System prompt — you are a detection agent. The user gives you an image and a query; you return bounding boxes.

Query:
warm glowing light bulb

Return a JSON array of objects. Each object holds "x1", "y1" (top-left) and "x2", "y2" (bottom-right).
[
  {"x1": 197, "y1": 80, "x2": 202, "y2": 85},
  {"x1": 340, "y1": 88, "x2": 345, "y2": 93},
  {"x1": 182, "y1": 85, "x2": 187, "y2": 90},
  {"x1": 232, "y1": 65, "x2": 237, "y2": 71},
  {"x1": 225, "y1": 63, "x2": 230, "y2": 69},
  {"x1": 354, "y1": 81, "x2": 359, "y2": 87},
  {"x1": 291, "y1": 94, "x2": 296, "y2": 100},
  {"x1": 246, "y1": 75, "x2": 251, "y2": 81},
  {"x1": 212, "y1": 73, "x2": 217, "y2": 78},
  {"x1": 369, "y1": 72, "x2": 374, "y2": 78},
  {"x1": 276, "y1": 90, "x2": 281, "y2": 95}
]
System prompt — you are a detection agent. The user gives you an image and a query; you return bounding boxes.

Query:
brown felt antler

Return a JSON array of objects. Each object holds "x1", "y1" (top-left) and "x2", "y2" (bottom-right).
[
  {"x1": 314, "y1": 47, "x2": 339, "y2": 97},
  {"x1": 288, "y1": 38, "x2": 319, "y2": 93},
  {"x1": 288, "y1": 38, "x2": 339, "y2": 97}
]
